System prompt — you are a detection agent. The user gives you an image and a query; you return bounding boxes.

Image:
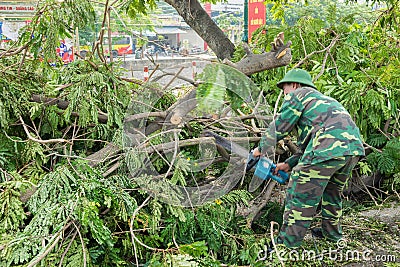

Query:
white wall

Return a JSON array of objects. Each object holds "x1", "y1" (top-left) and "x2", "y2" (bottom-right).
[{"x1": 179, "y1": 29, "x2": 204, "y2": 50}]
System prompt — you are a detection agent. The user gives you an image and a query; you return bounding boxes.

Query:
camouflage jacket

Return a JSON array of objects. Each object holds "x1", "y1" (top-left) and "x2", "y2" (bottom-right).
[{"x1": 258, "y1": 87, "x2": 365, "y2": 168}]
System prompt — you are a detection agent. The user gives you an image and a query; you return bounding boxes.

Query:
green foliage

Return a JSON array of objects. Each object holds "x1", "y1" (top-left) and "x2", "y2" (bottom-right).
[
  {"x1": 154, "y1": 91, "x2": 177, "y2": 110},
  {"x1": 77, "y1": 198, "x2": 114, "y2": 247},
  {"x1": 157, "y1": 194, "x2": 263, "y2": 265},
  {"x1": 179, "y1": 240, "x2": 208, "y2": 257},
  {"x1": 1, "y1": 0, "x2": 400, "y2": 266},
  {"x1": 197, "y1": 66, "x2": 227, "y2": 113},
  {"x1": 22, "y1": 140, "x2": 47, "y2": 169},
  {"x1": 0, "y1": 159, "x2": 138, "y2": 266},
  {"x1": 197, "y1": 63, "x2": 262, "y2": 114},
  {"x1": 60, "y1": 60, "x2": 131, "y2": 128},
  {"x1": 367, "y1": 137, "x2": 400, "y2": 176},
  {"x1": 250, "y1": 0, "x2": 399, "y2": 191},
  {"x1": 358, "y1": 161, "x2": 373, "y2": 176},
  {"x1": 266, "y1": 0, "x2": 392, "y2": 27},
  {"x1": 226, "y1": 188, "x2": 254, "y2": 203},
  {"x1": 0, "y1": 149, "x2": 12, "y2": 171},
  {"x1": 0, "y1": 176, "x2": 30, "y2": 235},
  {"x1": 18, "y1": 0, "x2": 95, "y2": 63},
  {"x1": 122, "y1": 0, "x2": 158, "y2": 17},
  {"x1": 170, "y1": 154, "x2": 191, "y2": 186},
  {"x1": 0, "y1": 58, "x2": 42, "y2": 129},
  {"x1": 367, "y1": 133, "x2": 388, "y2": 147}
]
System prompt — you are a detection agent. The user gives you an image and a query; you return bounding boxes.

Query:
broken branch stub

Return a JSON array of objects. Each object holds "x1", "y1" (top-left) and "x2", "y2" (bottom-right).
[{"x1": 223, "y1": 32, "x2": 292, "y2": 75}]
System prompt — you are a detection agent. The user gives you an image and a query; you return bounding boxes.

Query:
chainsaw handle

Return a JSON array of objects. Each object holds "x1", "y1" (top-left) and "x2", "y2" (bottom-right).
[{"x1": 270, "y1": 166, "x2": 289, "y2": 184}]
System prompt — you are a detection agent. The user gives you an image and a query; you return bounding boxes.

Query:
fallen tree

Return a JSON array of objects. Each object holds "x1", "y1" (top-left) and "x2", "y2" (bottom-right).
[{"x1": 1, "y1": 1, "x2": 399, "y2": 266}]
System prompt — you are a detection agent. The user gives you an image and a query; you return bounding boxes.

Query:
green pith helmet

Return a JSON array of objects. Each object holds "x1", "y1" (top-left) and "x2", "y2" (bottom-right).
[{"x1": 277, "y1": 69, "x2": 316, "y2": 89}]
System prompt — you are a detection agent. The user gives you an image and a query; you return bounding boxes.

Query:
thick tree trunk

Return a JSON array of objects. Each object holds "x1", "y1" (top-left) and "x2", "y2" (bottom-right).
[
  {"x1": 161, "y1": 1, "x2": 293, "y2": 74},
  {"x1": 164, "y1": 0, "x2": 235, "y2": 60}
]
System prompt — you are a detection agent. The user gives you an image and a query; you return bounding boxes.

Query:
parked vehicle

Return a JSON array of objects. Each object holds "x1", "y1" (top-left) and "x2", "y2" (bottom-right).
[
  {"x1": 80, "y1": 35, "x2": 136, "y2": 58},
  {"x1": 190, "y1": 45, "x2": 202, "y2": 54}
]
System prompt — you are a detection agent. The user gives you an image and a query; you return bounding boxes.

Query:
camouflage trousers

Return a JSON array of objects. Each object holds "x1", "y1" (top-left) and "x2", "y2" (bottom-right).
[{"x1": 276, "y1": 156, "x2": 360, "y2": 248}]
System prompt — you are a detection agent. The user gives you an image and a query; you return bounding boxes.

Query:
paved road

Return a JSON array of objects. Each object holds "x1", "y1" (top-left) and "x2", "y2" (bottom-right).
[{"x1": 120, "y1": 54, "x2": 216, "y2": 88}]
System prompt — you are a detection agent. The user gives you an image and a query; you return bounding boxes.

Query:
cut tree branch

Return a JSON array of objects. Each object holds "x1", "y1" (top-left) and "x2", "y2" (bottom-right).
[{"x1": 223, "y1": 32, "x2": 292, "y2": 75}]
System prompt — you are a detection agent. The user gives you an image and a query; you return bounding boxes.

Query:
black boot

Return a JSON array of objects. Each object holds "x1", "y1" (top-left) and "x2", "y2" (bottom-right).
[{"x1": 311, "y1": 228, "x2": 325, "y2": 239}]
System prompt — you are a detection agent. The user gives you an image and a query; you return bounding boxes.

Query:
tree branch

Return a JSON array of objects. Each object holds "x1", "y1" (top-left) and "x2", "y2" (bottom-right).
[
  {"x1": 294, "y1": 32, "x2": 340, "y2": 70},
  {"x1": 223, "y1": 32, "x2": 292, "y2": 75},
  {"x1": 27, "y1": 222, "x2": 72, "y2": 267},
  {"x1": 20, "y1": 116, "x2": 72, "y2": 144},
  {"x1": 30, "y1": 94, "x2": 108, "y2": 123}
]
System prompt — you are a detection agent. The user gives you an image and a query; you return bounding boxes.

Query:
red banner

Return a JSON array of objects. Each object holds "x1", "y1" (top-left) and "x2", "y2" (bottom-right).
[{"x1": 248, "y1": 0, "x2": 265, "y2": 41}]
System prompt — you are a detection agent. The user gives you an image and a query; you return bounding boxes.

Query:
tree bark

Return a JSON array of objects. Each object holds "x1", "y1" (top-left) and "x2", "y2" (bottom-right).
[
  {"x1": 161, "y1": 1, "x2": 294, "y2": 74},
  {"x1": 224, "y1": 47, "x2": 292, "y2": 76},
  {"x1": 164, "y1": 0, "x2": 235, "y2": 60},
  {"x1": 237, "y1": 181, "x2": 278, "y2": 226}
]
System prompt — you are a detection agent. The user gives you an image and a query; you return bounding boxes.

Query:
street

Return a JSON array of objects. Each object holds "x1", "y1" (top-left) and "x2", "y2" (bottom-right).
[{"x1": 118, "y1": 53, "x2": 217, "y2": 88}]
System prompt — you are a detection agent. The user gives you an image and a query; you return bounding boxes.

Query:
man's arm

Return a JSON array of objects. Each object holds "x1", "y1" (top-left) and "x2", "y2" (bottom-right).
[
  {"x1": 258, "y1": 93, "x2": 305, "y2": 154},
  {"x1": 284, "y1": 151, "x2": 303, "y2": 169}
]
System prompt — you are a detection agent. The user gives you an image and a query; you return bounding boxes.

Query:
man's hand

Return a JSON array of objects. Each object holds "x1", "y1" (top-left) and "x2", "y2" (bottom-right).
[
  {"x1": 274, "y1": 162, "x2": 290, "y2": 174},
  {"x1": 253, "y1": 148, "x2": 290, "y2": 175}
]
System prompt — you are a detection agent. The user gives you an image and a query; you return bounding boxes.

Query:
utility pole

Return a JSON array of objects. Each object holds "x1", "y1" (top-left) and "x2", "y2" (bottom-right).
[
  {"x1": 242, "y1": 0, "x2": 248, "y2": 43},
  {"x1": 107, "y1": 7, "x2": 113, "y2": 64},
  {"x1": 75, "y1": 26, "x2": 80, "y2": 60}
]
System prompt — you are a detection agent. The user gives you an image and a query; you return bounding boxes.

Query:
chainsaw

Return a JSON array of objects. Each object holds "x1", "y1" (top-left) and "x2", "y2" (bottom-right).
[
  {"x1": 204, "y1": 131, "x2": 289, "y2": 191},
  {"x1": 246, "y1": 151, "x2": 289, "y2": 184}
]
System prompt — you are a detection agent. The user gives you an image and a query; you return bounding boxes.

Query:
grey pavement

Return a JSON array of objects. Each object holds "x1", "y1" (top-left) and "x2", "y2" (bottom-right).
[{"x1": 118, "y1": 54, "x2": 217, "y2": 88}]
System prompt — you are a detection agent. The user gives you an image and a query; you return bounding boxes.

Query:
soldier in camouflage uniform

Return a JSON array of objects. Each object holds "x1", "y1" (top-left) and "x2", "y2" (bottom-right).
[{"x1": 253, "y1": 69, "x2": 365, "y2": 248}]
